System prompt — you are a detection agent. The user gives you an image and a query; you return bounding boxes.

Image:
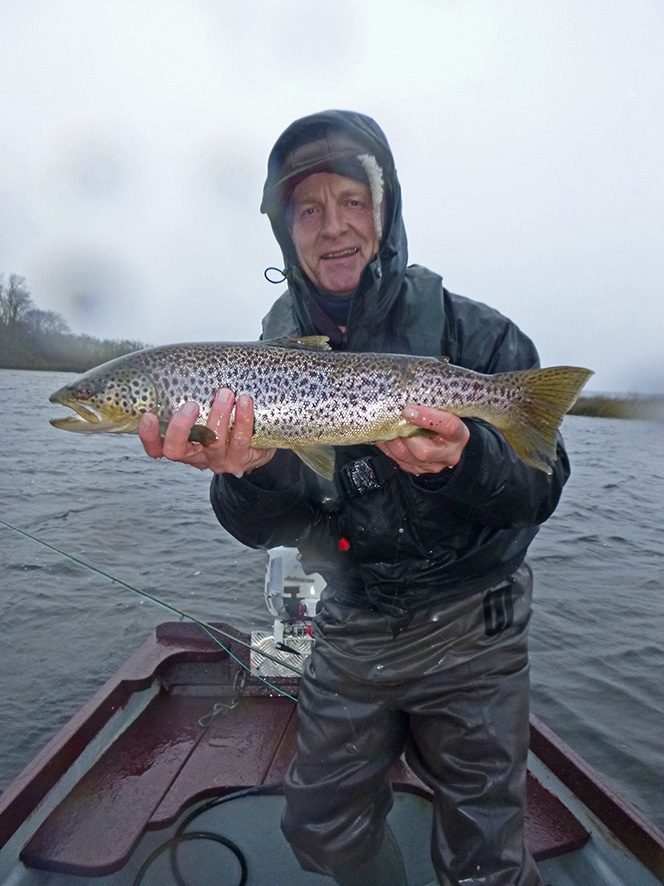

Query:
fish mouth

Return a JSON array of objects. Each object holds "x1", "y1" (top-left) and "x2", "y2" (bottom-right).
[
  {"x1": 49, "y1": 400, "x2": 140, "y2": 434},
  {"x1": 50, "y1": 400, "x2": 103, "y2": 426},
  {"x1": 321, "y1": 247, "x2": 360, "y2": 260}
]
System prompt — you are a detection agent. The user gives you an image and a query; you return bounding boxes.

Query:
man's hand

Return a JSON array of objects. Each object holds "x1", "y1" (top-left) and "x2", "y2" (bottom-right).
[
  {"x1": 138, "y1": 389, "x2": 276, "y2": 476},
  {"x1": 376, "y1": 405, "x2": 469, "y2": 476}
]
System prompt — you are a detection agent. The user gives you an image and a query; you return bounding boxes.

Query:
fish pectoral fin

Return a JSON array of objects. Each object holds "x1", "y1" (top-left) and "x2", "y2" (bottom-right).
[
  {"x1": 188, "y1": 425, "x2": 218, "y2": 447},
  {"x1": 290, "y1": 444, "x2": 336, "y2": 481},
  {"x1": 267, "y1": 335, "x2": 332, "y2": 351}
]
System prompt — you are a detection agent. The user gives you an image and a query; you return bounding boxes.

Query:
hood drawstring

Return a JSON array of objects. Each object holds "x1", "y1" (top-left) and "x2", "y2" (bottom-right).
[{"x1": 264, "y1": 267, "x2": 288, "y2": 284}]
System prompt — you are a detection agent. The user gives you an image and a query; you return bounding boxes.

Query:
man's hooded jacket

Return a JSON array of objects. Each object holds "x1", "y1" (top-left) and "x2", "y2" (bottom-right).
[{"x1": 210, "y1": 110, "x2": 570, "y2": 628}]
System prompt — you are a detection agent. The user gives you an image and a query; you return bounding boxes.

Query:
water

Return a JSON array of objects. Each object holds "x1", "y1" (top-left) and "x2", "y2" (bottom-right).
[{"x1": 1, "y1": 369, "x2": 663, "y2": 828}]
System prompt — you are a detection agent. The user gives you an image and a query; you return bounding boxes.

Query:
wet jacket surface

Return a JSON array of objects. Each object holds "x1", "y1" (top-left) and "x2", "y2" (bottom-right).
[{"x1": 210, "y1": 110, "x2": 570, "y2": 624}]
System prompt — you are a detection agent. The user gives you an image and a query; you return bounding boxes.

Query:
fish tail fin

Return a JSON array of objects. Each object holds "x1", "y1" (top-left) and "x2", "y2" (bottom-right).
[{"x1": 499, "y1": 366, "x2": 593, "y2": 473}]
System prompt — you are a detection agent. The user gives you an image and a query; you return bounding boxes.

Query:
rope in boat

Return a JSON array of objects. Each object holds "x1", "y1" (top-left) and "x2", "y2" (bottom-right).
[{"x1": 0, "y1": 519, "x2": 302, "y2": 698}]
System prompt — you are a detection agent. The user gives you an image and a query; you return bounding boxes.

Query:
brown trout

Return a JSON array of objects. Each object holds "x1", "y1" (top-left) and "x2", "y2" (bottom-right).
[{"x1": 49, "y1": 336, "x2": 593, "y2": 479}]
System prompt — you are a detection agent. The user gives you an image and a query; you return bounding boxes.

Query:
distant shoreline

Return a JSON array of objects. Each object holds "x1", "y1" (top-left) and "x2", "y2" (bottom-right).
[
  {"x1": 569, "y1": 394, "x2": 664, "y2": 421},
  {"x1": 0, "y1": 341, "x2": 148, "y2": 375}
]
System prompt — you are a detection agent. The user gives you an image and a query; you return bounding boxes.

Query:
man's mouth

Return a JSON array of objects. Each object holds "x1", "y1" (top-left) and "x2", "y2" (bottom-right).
[{"x1": 321, "y1": 247, "x2": 359, "y2": 260}]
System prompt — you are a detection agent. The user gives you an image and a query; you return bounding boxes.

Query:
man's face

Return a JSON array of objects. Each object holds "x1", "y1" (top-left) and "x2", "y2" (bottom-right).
[{"x1": 290, "y1": 172, "x2": 380, "y2": 296}]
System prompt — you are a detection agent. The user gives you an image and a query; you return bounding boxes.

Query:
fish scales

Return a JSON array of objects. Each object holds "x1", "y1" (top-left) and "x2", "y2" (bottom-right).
[
  {"x1": 140, "y1": 344, "x2": 418, "y2": 446},
  {"x1": 49, "y1": 338, "x2": 594, "y2": 478}
]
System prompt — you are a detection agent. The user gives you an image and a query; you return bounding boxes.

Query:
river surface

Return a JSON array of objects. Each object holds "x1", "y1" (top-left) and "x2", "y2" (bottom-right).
[{"x1": 1, "y1": 369, "x2": 663, "y2": 827}]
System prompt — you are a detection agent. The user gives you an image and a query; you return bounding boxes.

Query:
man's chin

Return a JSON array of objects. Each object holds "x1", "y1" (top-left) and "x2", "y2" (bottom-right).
[
  {"x1": 317, "y1": 284, "x2": 357, "y2": 298},
  {"x1": 315, "y1": 271, "x2": 362, "y2": 297}
]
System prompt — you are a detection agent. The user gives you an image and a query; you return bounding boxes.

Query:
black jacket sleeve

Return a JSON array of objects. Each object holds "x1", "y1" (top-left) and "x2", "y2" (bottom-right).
[
  {"x1": 209, "y1": 450, "x2": 318, "y2": 550},
  {"x1": 411, "y1": 420, "x2": 570, "y2": 528}
]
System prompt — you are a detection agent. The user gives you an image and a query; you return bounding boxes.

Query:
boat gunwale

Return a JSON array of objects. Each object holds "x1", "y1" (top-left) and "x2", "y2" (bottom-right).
[{"x1": 530, "y1": 714, "x2": 664, "y2": 880}]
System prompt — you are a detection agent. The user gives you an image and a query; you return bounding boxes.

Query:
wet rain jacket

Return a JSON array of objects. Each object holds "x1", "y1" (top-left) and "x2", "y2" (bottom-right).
[{"x1": 210, "y1": 110, "x2": 570, "y2": 627}]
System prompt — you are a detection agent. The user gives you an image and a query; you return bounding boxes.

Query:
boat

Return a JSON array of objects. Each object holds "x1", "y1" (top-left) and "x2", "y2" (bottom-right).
[{"x1": 1, "y1": 548, "x2": 663, "y2": 885}]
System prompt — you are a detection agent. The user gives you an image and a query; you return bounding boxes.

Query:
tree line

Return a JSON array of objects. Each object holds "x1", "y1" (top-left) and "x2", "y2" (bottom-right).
[{"x1": 0, "y1": 274, "x2": 146, "y2": 372}]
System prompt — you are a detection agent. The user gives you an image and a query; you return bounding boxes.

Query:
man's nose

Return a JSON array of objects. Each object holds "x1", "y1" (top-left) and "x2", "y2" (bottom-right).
[{"x1": 321, "y1": 204, "x2": 347, "y2": 237}]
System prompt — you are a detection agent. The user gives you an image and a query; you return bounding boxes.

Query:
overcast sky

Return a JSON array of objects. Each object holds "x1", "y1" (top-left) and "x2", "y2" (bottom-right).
[{"x1": 1, "y1": 0, "x2": 662, "y2": 393}]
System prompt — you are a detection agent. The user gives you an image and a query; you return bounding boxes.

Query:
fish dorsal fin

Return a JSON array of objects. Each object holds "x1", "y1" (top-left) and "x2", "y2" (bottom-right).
[{"x1": 267, "y1": 335, "x2": 332, "y2": 351}]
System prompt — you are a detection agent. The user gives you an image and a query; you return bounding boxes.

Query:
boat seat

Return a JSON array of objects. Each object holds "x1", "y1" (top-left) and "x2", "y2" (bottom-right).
[{"x1": 21, "y1": 692, "x2": 589, "y2": 876}]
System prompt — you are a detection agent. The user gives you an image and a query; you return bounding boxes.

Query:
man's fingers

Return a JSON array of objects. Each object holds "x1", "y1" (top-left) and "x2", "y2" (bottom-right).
[
  {"x1": 403, "y1": 405, "x2": 470, "y2": 454},
  {"x1": 377, "y1": 439, "x2": 409, "y2": 461},
  {"x1": 227, "y1": 395, "x2": 255, "y2": 450},
  {"x1": 208, "y1": 389, "x2": 234, "y2": 438},
  {"x1": 403, "y1": 405, "x2": 462, "y2": 438},
  {"x1": 161, "y1": 402, "x2": 200, "y2": 460},
  {"x1": 139, "y1": 393, "x2": 273, "y2": 476},
  {"x1": 376, "y1": 406, "x2": 471, "y2": 475},
  {"x1": 139, "y1": 412, "x2": 164, "y2": 459}
]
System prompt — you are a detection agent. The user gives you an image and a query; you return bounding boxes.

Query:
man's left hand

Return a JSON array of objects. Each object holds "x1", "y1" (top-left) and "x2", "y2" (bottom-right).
[{"x1": 376, "y1": 406, "x2": 470, "y2": 476}]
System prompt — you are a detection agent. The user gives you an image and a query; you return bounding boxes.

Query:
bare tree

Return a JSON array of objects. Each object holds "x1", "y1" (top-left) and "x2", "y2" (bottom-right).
[
  {"x1": 0, "y1": 271, "x2": 146, "y2": 370},
  {"x1": 23, "y1": 308, "x2": 71, "y2": 336},
  {"x1": 0, "y1": 274, "x2": 34, "y2": 328}
]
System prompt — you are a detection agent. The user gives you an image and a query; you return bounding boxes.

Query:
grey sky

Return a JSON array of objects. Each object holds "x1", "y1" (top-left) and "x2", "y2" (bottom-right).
[{"x1": 1, "y1": 0, "x2": 662, "y2": 393}]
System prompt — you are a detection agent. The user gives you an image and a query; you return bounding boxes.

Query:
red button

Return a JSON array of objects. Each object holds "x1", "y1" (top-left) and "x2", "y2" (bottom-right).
[{"x1": 338, "y1": 537, "x2": 351, "y2": 551}]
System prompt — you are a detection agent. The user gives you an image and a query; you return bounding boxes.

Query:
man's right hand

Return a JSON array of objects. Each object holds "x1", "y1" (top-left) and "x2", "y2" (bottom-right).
[{"x1": 138, "y1": 388, "x2": 276, "y2": 476}]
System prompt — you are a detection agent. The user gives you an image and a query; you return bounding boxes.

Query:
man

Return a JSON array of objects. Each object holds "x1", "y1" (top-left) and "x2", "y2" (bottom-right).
[{"x1": 140, "y1": 110, "x2": 567, "y2": 886}]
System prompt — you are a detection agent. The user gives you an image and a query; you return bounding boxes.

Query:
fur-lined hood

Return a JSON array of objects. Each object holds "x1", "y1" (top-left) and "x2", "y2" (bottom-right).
[{"x1": 260, "y1": 110, "x2": 409, "y2": 318}]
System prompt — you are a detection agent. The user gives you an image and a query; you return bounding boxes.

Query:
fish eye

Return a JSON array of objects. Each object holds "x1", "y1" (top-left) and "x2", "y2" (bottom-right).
[{"x1": 76, "y1": 384, "x2": 94, "y2": 399}]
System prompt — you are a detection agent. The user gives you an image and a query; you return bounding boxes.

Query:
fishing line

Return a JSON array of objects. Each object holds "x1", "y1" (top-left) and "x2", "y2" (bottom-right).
[{"x1": 0, "y1": 519, "x2": 301, "y2": 698}]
